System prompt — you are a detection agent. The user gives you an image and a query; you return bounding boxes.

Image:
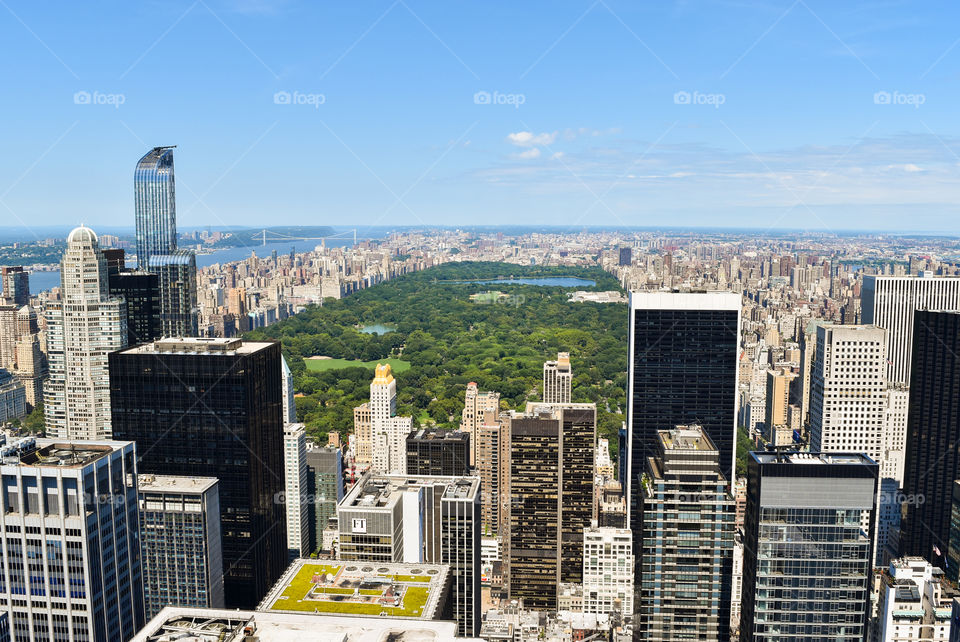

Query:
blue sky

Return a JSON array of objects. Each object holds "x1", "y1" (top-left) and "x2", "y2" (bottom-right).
[{"x1": 1, "y1": 0, "x2": 959, "y2": 233}]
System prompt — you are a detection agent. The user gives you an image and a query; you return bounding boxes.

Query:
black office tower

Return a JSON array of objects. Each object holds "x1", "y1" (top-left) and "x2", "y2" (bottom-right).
[
  {"x1": 109, "y1": 337, "x2": 286, "y2": 608},
  {"x1": 109, "y1": 270, "x2": 161, "y2": 345},
  {"x1": 618, "y1": 247, "x2": 632, "y2": 267},
  {"x1": 626, "y1": 291, "x2": 741, "y2": 546},
  {"x1": 901, "y1": 310, "x2": 960, "y2": 567},
  {"x1": 148, "y1": 251, "x2": 199, "y2": 338},
  {"x1": 407, "y1": 428, "x2": 470, "y2": 476}
]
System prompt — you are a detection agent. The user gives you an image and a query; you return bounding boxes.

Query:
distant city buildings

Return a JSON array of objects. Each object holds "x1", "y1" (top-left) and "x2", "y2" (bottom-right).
[
  {"x1": 138, "y1": 474, "x2": 224, "y2": 618},
  {"x1": 44, "y1": 226, "x2": 127, "y2": 440},
  {"x1": 109, "y1": 337, "x2": 286, "y2": 609}
]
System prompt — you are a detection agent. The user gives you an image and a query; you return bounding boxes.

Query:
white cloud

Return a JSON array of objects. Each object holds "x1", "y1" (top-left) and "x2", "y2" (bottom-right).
[
  {"x1": 551, "y1": 151, "x2": 564, "y2": 160},
  {"x1": 515, "y1": 148, "x2": 541, "y2": 159},
  {"x1": 507, "y1": 131, "x2": 557, "y2": 147}
]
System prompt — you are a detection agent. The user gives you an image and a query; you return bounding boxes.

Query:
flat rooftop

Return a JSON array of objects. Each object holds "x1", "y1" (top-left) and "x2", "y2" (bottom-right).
[
  {"x1": 341, "y1": 474, "x2": 480, "y2": 510},
  {"x1": 138, "y1": 474, "x2": 218, "y2": 494},
  {"x1": 658, "y1": 425, "x2": 716, "y2": 452},
  {"x1": 131, "y1": 607, "x2": 461, "y2": 642},
  {"x1": 118, "y1": 337, "x2": 273, "y2": 356},
  {"x1": 752, "y1": 451, "x2": 876, "y2": 466},
  {"x1": 258, "y1": 559, "x2": 449, "y2": 620},
  {"x1": 7, "y1": 439, "x2": 125, "y2": 468},
  {"x1": 408, "y1": 428, "x2": 469, "y2": 442}
]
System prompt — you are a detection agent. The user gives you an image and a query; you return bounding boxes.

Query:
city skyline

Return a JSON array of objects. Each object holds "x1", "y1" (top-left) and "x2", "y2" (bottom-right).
[{"x1": 0, "y1": 2, "x2": 959, "y2": 232}]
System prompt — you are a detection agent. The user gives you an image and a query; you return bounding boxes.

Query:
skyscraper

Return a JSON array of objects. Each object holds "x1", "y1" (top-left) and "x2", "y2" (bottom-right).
[
  {"x1": 618, "y1": 247, "x2": 632, "y2": 267},
  {"x1": 542, "y1": 352, "x2": 572, "y2": 404},
  {"x1": 367, "y1": 363, "x2": 412, "y2": 474},
  {"x1": 338, "y1": 473, "x2": 481, "y2": 637},
  {"x1": 638, "y1": 425, "x2": 734, "y2": 641},
  {"x1": 582, "y1": 522, "x2": 634, "y2": 617},
  {"x1": 108, "y1": 268, "x2": 161, "y2": 346},
  {"x1": 305, "y1": 440, "x2": 343, "y2": 552},
  {"x1": 459, "y1": 382, "x2": 500, "y2": 466},
  {"x1": 505, "y1": 403, "x2": 596, "y2": 610},
  {"x1": 109, "y1": 337, "x2": 287, "y2": 608},
  {"x1": 406, "y1": 428, "x2": 470, "y2": 476},
  {"x1": 0, "y1": 267, "x2": 28, "y2": 306},
  {"x1": 138, "y1": 474, "x2": 224, "y2": 618},
  {"x1": 739, "y1": 451, "x2": 878, "y2": 642},
  {"x1": 901, "y1": 311, "x2": 960, "y2": 568},
  {"x1": 626, "y1": 291, "x2": 741, "y2": 548},
  {"x1": 44, "y1": 226, "x2": 127, "y2": 440},
  {"x1": 476, "y1": 419, "x2": 508, "y2": 535},
  {"x1": 148, "y1": 251, "x2": 199, "y2": 337},
  {"x1": 282, "y1": 424, "x2": 309, "y2": 559},
  {"x1": 135, "y1": 146, "x2": 178, "y2": 269},
  {"x1": 0, "y1": 438, "x2": 144, "y2": 642},
  {"x1": 861, "y1": 274, "x2": 960, "y2": 385}
]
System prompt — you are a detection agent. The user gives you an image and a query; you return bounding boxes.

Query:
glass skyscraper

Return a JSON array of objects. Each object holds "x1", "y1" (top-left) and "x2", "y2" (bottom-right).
[{"x1": 135, "y1": 146, "x2": 178, "y2": 269}]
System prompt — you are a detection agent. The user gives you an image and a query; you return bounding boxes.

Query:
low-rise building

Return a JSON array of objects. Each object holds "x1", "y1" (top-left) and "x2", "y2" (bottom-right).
[{"x1": 875, "y1": 557, "x2": 952, "y2": 641}]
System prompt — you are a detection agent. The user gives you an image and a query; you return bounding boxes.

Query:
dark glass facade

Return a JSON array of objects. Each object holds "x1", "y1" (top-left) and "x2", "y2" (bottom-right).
[
  {"x1": 108, "y1": 340, "x2": 286, "y2": 609},
  {"x1": 1, "y1": 266, "x2": 29, "y2": 305},
  {"x1": 627, "y1": 299, "x2": 740, "y2": 551},
  {"x1": 740, "y1": 453, "x2": 878, "y2": 642},
  {"x1": 406, "y1": 428, "x2": 470, "y2": 477},
  {"x1": 109, "y1": 271, "x2": 161, "y2": 346},
  {"x1": 148, "y1": 251, "x2": 199, "y2": 338},
  {"x1": 901, "y1": 310, "x2": 960, "y2": 567},
  {"x1": 507, "y1": 405, "x2": 595, "y2": 609}
]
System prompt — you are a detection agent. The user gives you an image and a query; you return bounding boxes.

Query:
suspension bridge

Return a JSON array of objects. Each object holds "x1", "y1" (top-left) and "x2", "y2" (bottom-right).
[{"x1": 254, "y1": 228, "x2": 358, "y2": 246}]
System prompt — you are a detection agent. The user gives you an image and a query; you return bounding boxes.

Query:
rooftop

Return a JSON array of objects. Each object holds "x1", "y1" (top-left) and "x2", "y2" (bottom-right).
[
  {"x1": 658, "y1": 425, "x2": 716, "y2": 452},
  {"x1": 119, "y1": 337, "x2": 274, "y2": 356},
  {"x1": 257, "y1": 559, "x2": 449, "y2": 621},
  {"x1": 131, "y1": 607, "x2": 461, "y2": 642},
  {"x1": 341, "y1": 474, "x2": 480, "y2": 510},
  {"x1": 4, "y1": 439, "x2": 125, "y2": 468},
  {"x1": 138, "y1": 474, "x2": 218, "y2": 494},
  {"x1": 751, "y1": 451, "x2": 877, "y2": 466},
  {"x1": 408, "y1": 428, "x2": 469, "y2": 443}
]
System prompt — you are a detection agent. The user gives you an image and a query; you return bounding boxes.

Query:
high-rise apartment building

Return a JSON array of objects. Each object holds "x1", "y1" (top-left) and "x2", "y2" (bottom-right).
[
  {"x1": 338, "y1": 473, "x2": 481, "y2": 637},
  {"x1": 901, "y1": 311, "x2": 960, "y2": 568},
  {"x1": 138, "y1": 475, "x2": 224, "y2": 618},
  {"x1": 476, "y1": 420, "x2": 508, "y2": 535},
  {"x1": 638, "y1": 425, "x2": 734, "y2": 641},
  {"x1": 764, "y1": 368, "x2": 795, "y2": 446},
  {"x1": 366, "y1": 364, "x2": 412, "y2": 475},
  {"x1": 582, "y1": 522, "x2": 633, "y2": 617},
  {"x1": 148, "y1": 251, "x2": 199, "y2": 338},
  {"x1": 44, "y1": 226, "x2": 127, "y2": 440},
  {"x1": 406, "y1": 428, "x2": 470, "y2": 476},
  {"x1": 0, "y1": 267, "x2": 28, "y2": 306},
  {"x1": 618, "y1": 247, "x2": 632, "y2": 267},
  {"x1": 352, "y1": 403, "x2": 372, "y2": 463},
  {"x1": 542, "y1": 352, "x2": 572, "y2": 404},
  {"x1": 506, "y1": 403, "x2": 596, "y2": 610},
  {"x1": 862, "y1": 274, "x2": 960, "y2": 385},
  {"x1": 459, "y1": 382, "x2": 500, "y2": 466},
  {"x1": 135, "y1": 146, "x2": 178, "y2": 269},
  {"x1": 281, "y1": 356, "x2": 296, "y2": 425},
  {"x1": 282, "y1": 424, "x2": 309, "y2": 559},
  {"x1": 740, "y1": 451, "x2": 878, "y2": 642},
  {"x1": 109, "y1": 337, "x2": 286, "y2": 609},
  {"x1": 305, "y1": 440, "x2": 342, "y2": 552},
  {"x1": 0, "y1": 369, "x2": 26, "y2": 422},
  {"x1": 626, "y1": 291, "x2": 741, "y2": 553},
  {"x1": 0, "y1": 438, "x2": 144, "y2": 642},
  {"x1": 0, "y1": 304, "x2": 18, "y2": 371}
]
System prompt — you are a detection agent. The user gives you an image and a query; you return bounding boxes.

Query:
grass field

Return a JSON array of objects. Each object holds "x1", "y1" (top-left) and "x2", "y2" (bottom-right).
[
  {"x1": 303, "y1": 357, "x2": 411, "y2": 373},
  {"x1": 269, "y1": 563, "x2": 429, "y2": 616}
]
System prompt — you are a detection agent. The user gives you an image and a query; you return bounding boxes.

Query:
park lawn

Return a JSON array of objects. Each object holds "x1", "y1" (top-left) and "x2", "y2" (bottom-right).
[{"x1": 303, "y1": 357, "x2": 411, "y2": 373}]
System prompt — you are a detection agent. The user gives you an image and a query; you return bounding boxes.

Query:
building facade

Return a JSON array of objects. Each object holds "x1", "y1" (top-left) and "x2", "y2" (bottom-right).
[
  {"x1": 282, "y1": 424, "x2": 309, "y2": 559},
  {"x1": 305, "y1": 440, "x2": 342, "y2": 552},
  {"x1": 367, "y1": 364, "x2": 412, "y2": 475},
  {"x1": 639, "y1": 426, "x2": 734, "y2": 641},
  {"x1": 134, "y1": 146, "x2": 178, "y2": 269},
  {"x1": 148, "y1": 251, "x2": 199, "y2": 338},
  {"x1": 406, "y1": 428, "x2": 470, "y2": 476},
  {"x1": 109, "y1": 337, "x2": 286, "y2": 609},
  {"x1": 740, "y1": 452, "x2": 878, "y2": 642},
  {"x1": 0, "y1": 267, "x2": 28, "y2": 306},
  {"x1": 0, "y1": 438, "x2": 144, "y2": 642},
  {"x1": 459, "y1": 382, "x2": 500, "y2": 466},
  {"x1": 44, "y1": 226, "x2": 127, "y2": 440},
  {"x1": 542, "y1": 352, "x2": 572, "y2": 404},
  {"x1": 582, "y1": 522, "x2": 633, "y2": 617},
  {"x1": 108, "y1": 269, "x2": 161, "y2": 346},
  {"x1": 875, "y1": 557, "x2": 951, "y2": 641},
  {"x1": 138, "y1": 475, "x2": 223, "y2": 618},
  {"x1": 901, "y1": 311, "x2": 960, "y2": 569}
]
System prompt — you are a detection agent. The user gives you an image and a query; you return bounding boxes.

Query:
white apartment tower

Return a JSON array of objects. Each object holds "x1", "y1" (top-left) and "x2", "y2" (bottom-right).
[
  {"x1": 459, "y1": 382, "x2": 500, "y2": 466},
  {"x1": 582, "y1": 522, "x2": 633, "y2": 617},
  {"x1": 862, "y1": 274, "x2": 960, "y2": 386},
  {"x1": 282, "y1": 424, "x2": 309, "y2": 558},
  {"x1": 44, "y1": 226, "x2": 127, "y2": 440},
  {"x1": 543, "y1": 352, "x2": 572, "y2": 404},
  {"x1": 369, "y1": 364, "x2": 412, "y2": 475}
]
